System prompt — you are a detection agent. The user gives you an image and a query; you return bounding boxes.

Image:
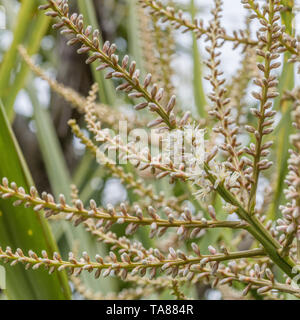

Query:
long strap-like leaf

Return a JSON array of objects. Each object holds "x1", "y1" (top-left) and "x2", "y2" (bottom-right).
[
  {"x1": 27, "y1": 86, "x2": 116, "y2": 293},
  {"x1": 0, "y1": 101, "x2": 71, "y2": 300}
]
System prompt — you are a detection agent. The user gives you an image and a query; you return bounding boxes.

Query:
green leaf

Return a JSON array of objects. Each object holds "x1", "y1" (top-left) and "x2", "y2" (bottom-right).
[
  {"x1": 4, "y1": 12, "x2": 51, "y2": 120},
  {"x1": 127, "y1": 0, "x2": 144, "y2": 73},
  {"x1": 72, "y1": 153, "x2": 95, "y2": 190},
  {"x1": 27, "y1": 86, "x2": 116, "y2": 293},
  {"x1": 267, "y1": 6, "x2": 295, "y2": 220},
  {"x1": 0, "y1": 100, "x2": 71, "y2": 300},
  {"x1": 0, "y1": 0, "x2": 43, "y2": 111},
  {"x1": 28, "y1": 85, "x2": 71, "y2": 203},
  {"x1": 190, "y1": 0, "x2": 206, "y2": 117},
  {"x1": 280, "y1": 0, "x2": 294, "y2": 33},
  {"x1": 77, "y1": 0, "x2": 116, "y2": 105}
]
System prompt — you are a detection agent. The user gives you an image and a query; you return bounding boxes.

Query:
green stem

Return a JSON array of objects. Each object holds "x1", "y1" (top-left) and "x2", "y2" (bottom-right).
[
  {"x1": 0, "y1": 247, "x2": 266, "y2": 271},
  {"x1": 0, "y1": 181, "x2": 247, "y2": 231},
  {"x1": 204, "y1": 163, "x2": 296, "y2": 278}
]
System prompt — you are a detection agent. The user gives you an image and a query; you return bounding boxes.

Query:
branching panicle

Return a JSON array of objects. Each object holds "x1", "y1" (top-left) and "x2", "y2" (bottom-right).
[
  {"x1": 242, "y1": 0, "x2": 283, "y2": 212},
  {"x1": 0, "y1": 0, "x2": 300, "y2": 300},
  {"x1": 39, "y1": 0, "x2": 185, "y2": 130}
]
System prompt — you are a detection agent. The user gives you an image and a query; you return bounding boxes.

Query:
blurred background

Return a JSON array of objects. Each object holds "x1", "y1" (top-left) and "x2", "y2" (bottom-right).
[{"x1": 0, "y1": 0, "x2": 299, "y2": 300}]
